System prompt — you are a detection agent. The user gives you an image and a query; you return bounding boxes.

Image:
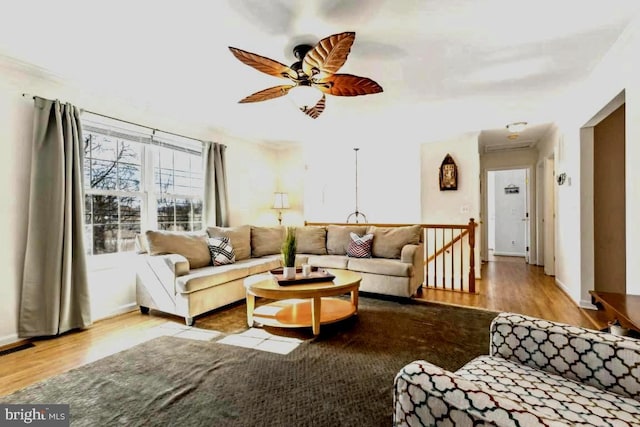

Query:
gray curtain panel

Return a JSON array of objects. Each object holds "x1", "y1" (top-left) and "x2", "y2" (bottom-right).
[
  {"x1": 204, "y1": 142, "x2": 229, "y2": 227},
  {"x1": 19, "y1": 97, "x2": 92, "y2": 337}
]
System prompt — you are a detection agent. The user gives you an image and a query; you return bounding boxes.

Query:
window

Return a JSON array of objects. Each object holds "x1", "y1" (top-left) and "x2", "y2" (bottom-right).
[
  {"x1": 153, "y1": 144, "x2": 203, "y2": 232},
  {"x1": 82, "y1": 114, "x2": 204, "y2": 255}
]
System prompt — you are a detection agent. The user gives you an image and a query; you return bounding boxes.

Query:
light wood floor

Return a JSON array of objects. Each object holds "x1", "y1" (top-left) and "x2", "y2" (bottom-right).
[
  {"x1": 416, "y1": 256, "x2": 607, "y2": 330},
  {"x1": 0, "y1": 256, "x2": 608, "y2": 397}
]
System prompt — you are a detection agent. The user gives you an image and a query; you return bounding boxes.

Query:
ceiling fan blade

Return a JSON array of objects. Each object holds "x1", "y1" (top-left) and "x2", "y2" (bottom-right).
[
  {"x1": 229, "y1": 47, "x2": 297, "y2": 80},
  {"x1": 302, "y1": 32, "x2": 355, "y2": 77},
  {"x1": 313, "y1": 74, "x2": 383, "y2": 96},
  {"x1": 300, "y1": 94, "x2": 326, "y2": 119},
  {"x1": 238, "y1": 85, "x2": 295, "y2": 103}
]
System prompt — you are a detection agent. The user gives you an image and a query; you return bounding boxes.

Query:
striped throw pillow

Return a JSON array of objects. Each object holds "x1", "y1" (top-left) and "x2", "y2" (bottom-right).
[
  {"x1": 347, "y1": 232, "x2": 373, "y2": 258},
  {"x1": 208, "y1": 236, "x2": 236, "y2": 266}
]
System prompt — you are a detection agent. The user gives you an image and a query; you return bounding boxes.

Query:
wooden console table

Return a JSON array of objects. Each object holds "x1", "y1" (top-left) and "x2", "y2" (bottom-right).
[{"x1": 590, "y1": 291, "x2": 640, "y2": 333}]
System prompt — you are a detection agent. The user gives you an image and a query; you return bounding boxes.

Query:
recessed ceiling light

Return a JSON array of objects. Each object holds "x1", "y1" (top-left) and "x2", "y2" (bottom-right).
[{"x1": 506, "y1": 121, "x2": 528, "y2": 133}]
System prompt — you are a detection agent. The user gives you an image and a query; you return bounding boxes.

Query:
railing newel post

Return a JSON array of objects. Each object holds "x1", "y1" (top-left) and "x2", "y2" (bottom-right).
[{"x1": 468, "y1": 218, "x2": 476, "y2": 293}]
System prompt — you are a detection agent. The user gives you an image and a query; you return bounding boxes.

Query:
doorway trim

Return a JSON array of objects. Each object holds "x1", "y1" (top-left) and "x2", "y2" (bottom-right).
[
  {"x1": 579, "y1": 90, "x2": 625, "y2": 308},
  {"x1": 543, "y1": 155, "x2": 555, "y2": 276},
  {"x1": 481, "y1": 164, "x2": 535, "y2": 264}
]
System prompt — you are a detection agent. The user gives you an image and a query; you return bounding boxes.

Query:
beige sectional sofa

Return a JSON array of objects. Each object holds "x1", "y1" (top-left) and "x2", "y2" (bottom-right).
[{"x1": 136, "y1": 224, "x2": 424, "y2": 325}]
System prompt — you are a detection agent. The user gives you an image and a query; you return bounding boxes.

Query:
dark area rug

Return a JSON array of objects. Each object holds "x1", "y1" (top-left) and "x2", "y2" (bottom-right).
[{"x1": 2, "y1": 297, "x2": 499, "y2": 426}]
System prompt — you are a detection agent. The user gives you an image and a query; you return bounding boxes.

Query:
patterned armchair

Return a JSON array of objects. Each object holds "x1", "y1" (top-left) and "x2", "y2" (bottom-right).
[{"x1": 394, "y1": 312, "x2": 640, "y2": 426}]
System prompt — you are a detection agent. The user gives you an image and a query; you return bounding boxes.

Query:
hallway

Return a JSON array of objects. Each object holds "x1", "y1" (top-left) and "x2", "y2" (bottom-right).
[{"x1": 414, "y1": 256, "x2": 608, "y2": 329}]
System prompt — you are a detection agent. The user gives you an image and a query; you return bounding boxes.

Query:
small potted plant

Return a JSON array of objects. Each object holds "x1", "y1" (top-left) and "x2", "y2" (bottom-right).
[{"x1": 281, "y1": 226, "x2": 297, "y2": 279}]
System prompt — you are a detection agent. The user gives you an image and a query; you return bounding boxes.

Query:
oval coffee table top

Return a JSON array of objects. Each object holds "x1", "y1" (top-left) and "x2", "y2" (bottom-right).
[{"x1": 245, "y1": 269, "x2": 361, "y2": 300}]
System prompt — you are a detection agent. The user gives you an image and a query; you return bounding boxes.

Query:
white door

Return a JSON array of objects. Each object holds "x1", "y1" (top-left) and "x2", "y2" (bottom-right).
[{"x1": 491, "y1": 169, "x2": 527, "y2": 257}]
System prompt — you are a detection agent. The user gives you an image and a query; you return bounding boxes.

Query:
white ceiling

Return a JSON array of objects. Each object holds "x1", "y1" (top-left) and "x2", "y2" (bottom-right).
[{"x1": 1, "y1": 0, "x2": 638, "y2": 148}]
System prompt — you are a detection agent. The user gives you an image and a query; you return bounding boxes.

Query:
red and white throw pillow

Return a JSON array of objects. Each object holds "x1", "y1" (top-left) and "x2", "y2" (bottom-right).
[
  {"x1": 208, "y1": 236, "x2": 236, "y2": 266},
  {"x1": 347, "y1": 232, "x2": 373, "y2": 258}
]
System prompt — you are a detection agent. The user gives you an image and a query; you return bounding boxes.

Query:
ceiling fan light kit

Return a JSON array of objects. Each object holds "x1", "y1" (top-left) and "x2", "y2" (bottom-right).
[{"x1": 229, "y1": 32, "x2": 383, "y2": 119}]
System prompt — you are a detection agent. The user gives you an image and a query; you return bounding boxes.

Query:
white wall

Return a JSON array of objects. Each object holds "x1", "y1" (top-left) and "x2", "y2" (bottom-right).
[
  {"x1": 0, "y1": 60, "x2": 285, "y2": 345},
  {"x1": 224, "y1": 137, "x2": 281, "y2": 226},
  {"x1": 420, "y1": 132, "x2": 481, "y2": 277},
  {"x1": 304, "y1": 144, "x2": 421, "y2": 223},
  {"x1": 421, "y1": 133, "x2": 480, "y2": 224},
  {"x1": 274, "y1": 145, "x2": 305, "y2": 226},
  {"x1": 492, "y1": 169, "x2": 526, "y2": 256},
  {"x1": 0, "y1": 87, "x2": 33, "y2": 346},
  {"x1": 546, "y1": 15, "x2": 640, "y2": 303}
]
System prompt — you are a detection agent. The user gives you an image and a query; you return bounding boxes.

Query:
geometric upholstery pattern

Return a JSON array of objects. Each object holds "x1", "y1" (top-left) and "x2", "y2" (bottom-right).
[
  {"x1": 395, "y1": 360, "x2": 567, "y2": 426},
  {"x1": 490, "y1": 313, "x2": 640, "y2": 401},
  {"x1": 347, "y1": 232, "x2": 373, "y2": 258},
  {"x1": 394, "y1": 312, "x2": 640, "y2": 426},
  {"x1": 459, "y1": 356, "x2": 640, "y2": 425}
]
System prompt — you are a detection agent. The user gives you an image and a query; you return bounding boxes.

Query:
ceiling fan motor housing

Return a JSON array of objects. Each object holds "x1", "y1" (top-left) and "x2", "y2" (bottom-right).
[
  {"x1": 291, "y1": 44, "x2": 313, "y2": 80},
  {"x1": 293, "y1": 44, "x2": 313, "y2": 60}
]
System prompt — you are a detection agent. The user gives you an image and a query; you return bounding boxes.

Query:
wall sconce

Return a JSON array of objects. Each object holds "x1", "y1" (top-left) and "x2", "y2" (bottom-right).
[
  {"x1": 556, "y1": 172, "x2": 567, "y2": 186},
  {"x1": 272, "y1": 192, "x2": 290, "y2": 225}
]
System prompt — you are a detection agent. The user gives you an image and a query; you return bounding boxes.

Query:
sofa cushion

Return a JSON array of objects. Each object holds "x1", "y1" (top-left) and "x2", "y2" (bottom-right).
[
  {"x1": 296, "y1": 226, "x2": 327, "y2": 255},
  {"x1": 367, "y1": 225, "x2": 421, "y2": 259},
  {"x1": 347, "y1": 257, "x2": 412, "y2": 277},
  {"x1": 207, "y1": 225, "x2": 251, "y2": 261},
  {"x1": 175, "y1": 263, "x2": 250, "y2": 293},
  {"x1": 242, "y1": 255, "x2": 282, "y2": 276},
  {"x1": 457, "y1": 355, "x2": 640, "y2": 425},
  {"x1": 326, "y1": 225, "x2": 368, "y2": 255},
  {"x1": 145, "y1": 230, "x2": 211, "y2": 269},
  {"x1": 251, "y1": 226, "x2": 284, "y2": 257},
  {"x1": 347, "y1": 232, "x2": 373, "y2": 258},
  {"x1": 207, "y1": 237, "x2": 236, "y2": 266},
  {"x1": 175, "y1": 256, "x2": 281, "y2": 293},
  {"x1": 306, "y1": 255, "x2": 349, "y2": 269}
]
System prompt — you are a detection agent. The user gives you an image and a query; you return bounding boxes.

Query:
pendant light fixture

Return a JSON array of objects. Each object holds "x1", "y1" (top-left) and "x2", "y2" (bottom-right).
[{"x1": 346, "y1": 148, "x2": 367, "y2": 223}]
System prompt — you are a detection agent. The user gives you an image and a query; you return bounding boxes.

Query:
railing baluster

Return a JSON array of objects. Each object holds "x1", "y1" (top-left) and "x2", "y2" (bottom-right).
[
  {"x1": 433, "y1": 228, "x2": 437, "y2": 288},
  {"x1": 440, "y1": 228, "x2": 447, "y2": 289},
  {"x1": 460, "y1": 230, "x2": 464, "y2": 290},
  {"x1": 424, "y1": 227, "x2": 428, "y2": 288},
  {"x1": 451, "y1": 228, "x2": 454, "y2": 290},
  {"x1": 460, "y1": 229, "x2": 464, "y2": 290}
]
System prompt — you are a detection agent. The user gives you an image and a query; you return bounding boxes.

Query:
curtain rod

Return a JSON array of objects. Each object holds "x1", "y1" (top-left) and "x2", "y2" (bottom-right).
[{"x1": 21, "y1": 93, "x2": 226, "y2": 148}]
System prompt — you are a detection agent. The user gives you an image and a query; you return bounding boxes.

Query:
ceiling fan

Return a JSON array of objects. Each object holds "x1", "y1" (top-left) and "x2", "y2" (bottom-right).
[{"x1": 228, "y1": 32, "x2": 383, "y2": 119}]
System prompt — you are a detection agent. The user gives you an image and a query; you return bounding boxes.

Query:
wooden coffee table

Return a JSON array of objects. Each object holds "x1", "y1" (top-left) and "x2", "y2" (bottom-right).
[{"x1": 244, "y1": 269, "x2": 361, "y2": 335}]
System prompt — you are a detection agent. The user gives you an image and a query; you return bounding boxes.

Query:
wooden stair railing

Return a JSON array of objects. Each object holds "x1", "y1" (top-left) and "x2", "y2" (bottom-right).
[
  {"x1": 423, "y1": 219, "x2": 477, "y2": 293},
  {"x1": 304, "y1": 219, "x2": 478, "y2": 294}
]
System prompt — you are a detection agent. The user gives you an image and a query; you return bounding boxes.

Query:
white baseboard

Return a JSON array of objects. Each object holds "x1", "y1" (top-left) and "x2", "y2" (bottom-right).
[
  {"x1": 0, "y1": 333, "x2": 20, "y2": 347},
  {"x1": 0, "y1": 303, "x2": 137, "y2": 348},
  {"x1": 555, "y1": 277, "x2": 569, "y2": 294},
  {"x1": 554, "y1": 278, "x2": 599, "y2": 310},
  {"x1": 93, "y1": 302, "x2": 137, "y2": 321},
  {"x1": 493, "y1": 251, "x2": 526, "y2": 257},
  {"x1": 579, "y1": 299, "x2": 598, "y2": 310}
]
